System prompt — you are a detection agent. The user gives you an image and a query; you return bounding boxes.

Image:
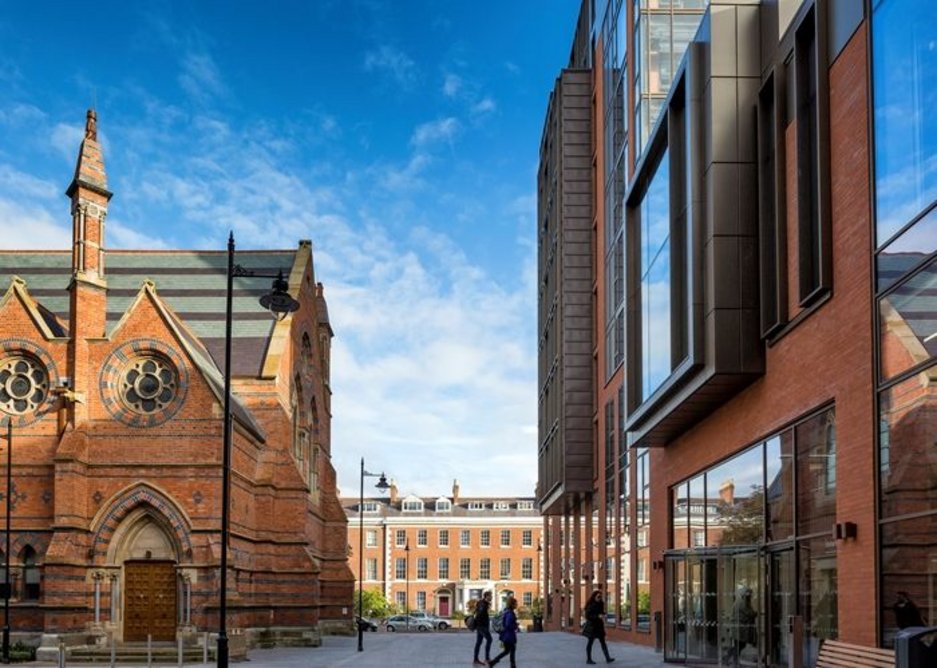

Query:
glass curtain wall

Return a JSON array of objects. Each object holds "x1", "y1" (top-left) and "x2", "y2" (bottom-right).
[
  {"x1": 633, "y1": 0, "x2": 707, "y2": 155},
  {"x1": 872, "y1": 0, "x2": 937, "y2": 648},
  {"x1": 604, "y1": 0, "x2": 628, "y2": 382},
  {"x1": 664, "y1": 407, "x2": 838, "y2": 667}
]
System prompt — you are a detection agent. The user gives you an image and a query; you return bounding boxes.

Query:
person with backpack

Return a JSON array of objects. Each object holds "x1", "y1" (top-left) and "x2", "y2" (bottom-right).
[
  {"x1": 488, "y1": 596, "x2": 520, "y2": 667},
  {"x1": 472, "y1": 591, "x2": 493, "y2": 666},
  {"x1": 582, "y1": 590, "x2": 615, "y2": 664}
]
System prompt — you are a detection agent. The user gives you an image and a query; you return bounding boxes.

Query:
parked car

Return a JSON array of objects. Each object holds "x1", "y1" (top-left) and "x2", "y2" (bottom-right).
[
  {"x1": 407, "y1": 611, "x2": 450, "y2": 630},
  {"x1": 355, "y1": 616, "x2": 378, "y2": 632},
  {"x1": 383, "y1": 615, "x2": 433, "y2": 632}
]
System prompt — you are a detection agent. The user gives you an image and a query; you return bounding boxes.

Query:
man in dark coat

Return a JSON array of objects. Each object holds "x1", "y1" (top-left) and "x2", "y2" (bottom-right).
[{"x1": 473, "y1": 591, "x2": 493, "y2": 665}]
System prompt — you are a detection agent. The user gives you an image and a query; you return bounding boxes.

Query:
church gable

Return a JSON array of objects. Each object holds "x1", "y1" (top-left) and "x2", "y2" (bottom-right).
[{"x1": 0, "y1": 277, "x2": 67, "y2": 340}]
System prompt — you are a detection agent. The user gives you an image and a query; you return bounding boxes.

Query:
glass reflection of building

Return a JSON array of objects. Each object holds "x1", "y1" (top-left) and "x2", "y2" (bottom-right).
[
  {"x1": 537, "y1": 0, "x2": 935, "y2": 664},
  {"x1": 872, "y1": 0, "x2": 937, "y2": 648}
]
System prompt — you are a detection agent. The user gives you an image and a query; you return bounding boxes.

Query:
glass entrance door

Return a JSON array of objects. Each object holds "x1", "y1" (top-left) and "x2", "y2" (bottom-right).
[
  {"x1": 766, "y1": 549, "x2": 794, "y2": 668},
  {"x1": 665, "y1": 548, "x2": 767, "y2": 666},
  {"x1": 665, "y1": 551, "x2": 721, "y2": 663}
]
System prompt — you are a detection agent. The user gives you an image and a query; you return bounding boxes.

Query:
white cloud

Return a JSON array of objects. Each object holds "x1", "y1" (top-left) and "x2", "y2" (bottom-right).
[
  {"x1": 0, "y1": 197, "x2": 70, "y2": 249},
  {"x1": 363, "y1": 46, "x2": 417, "y2": 88},
  {"x1": 0, "y1": 103, "x2": 46, "y2": 127},
  {"x1": 178, "y1": 52, "x2": 227, "y2": 103},
  {"x1": 471, "y1": 97, "x2": 497, "y2": 116},
  {"x1": 442, "y1": 73, "x2": 462, "y2": 97},
  {"x1": 410, "y1": 117, "x2": 460, "y2": 148},
  {"x1": 50, "y1": 122, "x2": 84, "y2": 163}
]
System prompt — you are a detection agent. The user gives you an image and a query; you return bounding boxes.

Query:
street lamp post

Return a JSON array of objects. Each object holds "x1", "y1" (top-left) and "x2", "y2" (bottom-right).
[
  {"x1": 217, "y1": 233, "x2": 299, "y2": 668},
  {"x1": 404, "y1": 542, "x2": 410, "y2": 632},
  {"x1": 357, "y1": 459, "x2": 389, "y2": 652},
  {"x1": 536, "y1": 541, "x2": 542, "y2": 603},
  {"x1": 1, "y1": 420, "x2": 11, "y2": 664}
]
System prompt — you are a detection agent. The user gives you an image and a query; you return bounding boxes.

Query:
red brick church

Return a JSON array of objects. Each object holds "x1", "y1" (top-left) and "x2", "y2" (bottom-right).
[{"x1": 0, "y1": 111, "x2": 352, "y2": 651}]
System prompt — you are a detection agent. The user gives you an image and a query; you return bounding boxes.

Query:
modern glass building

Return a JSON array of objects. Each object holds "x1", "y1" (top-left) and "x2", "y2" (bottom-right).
[{"x1": 537, "y1": 0, "x2": 936, "y2": 665}]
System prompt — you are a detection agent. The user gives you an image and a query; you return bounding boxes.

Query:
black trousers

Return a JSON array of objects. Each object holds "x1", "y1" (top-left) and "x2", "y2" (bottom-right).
[
  {"x1": 587, "y1": 635, "x2": 612, "y2": 660},
  {"x1": 490, "y1": 640, "x2": 516, "y2": 667},
  {"x1": 474, "y1": 627, "x2": 492, "y2": 660}
]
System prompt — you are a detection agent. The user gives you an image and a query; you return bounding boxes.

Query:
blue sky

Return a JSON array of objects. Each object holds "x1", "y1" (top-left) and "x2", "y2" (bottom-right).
[{"x1": 0, "y1": 1, "x2": 580, "y2": 497}]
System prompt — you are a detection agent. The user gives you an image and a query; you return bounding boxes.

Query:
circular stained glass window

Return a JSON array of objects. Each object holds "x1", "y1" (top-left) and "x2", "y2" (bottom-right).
[
  {"x1": 120, "y1": 356, "x2": 178, "y2": 414},
  {"x1": 0, "y1": 355, "x2": 49, "y2": 415}
]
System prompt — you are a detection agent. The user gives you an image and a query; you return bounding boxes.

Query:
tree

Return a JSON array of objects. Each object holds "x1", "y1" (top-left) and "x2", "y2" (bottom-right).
[
  {"x1": 717, "y1": 485, "x2": 764, "y2": 546},
  {"x1": 354, "y1": 588, "x2": 393, "y2": 619}
]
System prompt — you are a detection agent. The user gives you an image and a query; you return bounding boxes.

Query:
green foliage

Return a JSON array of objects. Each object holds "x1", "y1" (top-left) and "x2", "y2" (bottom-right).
[
  {"x1": 10, "y1": 642, "x2": 36, "y2": 663},
  {"x1": 637, "y1": 590, "x2": 651, "y2": 614},
  {"x1": 530, "y1": 597, "x2": 544, "y2": 617},
  {"x1": 354, "y1": 588, "x2": 393, "y2": 619}
]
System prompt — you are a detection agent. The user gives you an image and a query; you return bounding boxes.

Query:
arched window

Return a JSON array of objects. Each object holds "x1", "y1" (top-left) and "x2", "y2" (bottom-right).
[
  {"x1": 292, "y1": 375, "x2": 306, "y2": 461},
  {"x1": 308, "y1": 398, "x2": 319, "y2": 496},
  {"x1": 22, "y1": 546, "x2": 39, "y2": 601},
  {"x1": 301, "y1": 333, "x2": 312, "y2": 371}
]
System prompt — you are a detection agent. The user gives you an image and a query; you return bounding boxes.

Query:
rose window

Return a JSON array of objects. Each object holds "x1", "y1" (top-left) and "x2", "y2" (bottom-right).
[
  {"x1": 120, "y1": 356, "x2": 178, "y2": 414},
  {"x1": 0, "y1": 355, "x2": 49, "y2": 415}
]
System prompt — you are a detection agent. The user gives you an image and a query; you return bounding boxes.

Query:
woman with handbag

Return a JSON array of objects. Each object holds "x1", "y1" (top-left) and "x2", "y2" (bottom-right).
[{"x1": 582, "y1": 590, "x2": 615, "y2": 664}]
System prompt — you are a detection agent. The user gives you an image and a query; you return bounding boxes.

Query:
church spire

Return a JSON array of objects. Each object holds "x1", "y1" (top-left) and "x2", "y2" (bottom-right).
[{"x1": 66, "y1": 108, "x2": 111, "y2": 281}]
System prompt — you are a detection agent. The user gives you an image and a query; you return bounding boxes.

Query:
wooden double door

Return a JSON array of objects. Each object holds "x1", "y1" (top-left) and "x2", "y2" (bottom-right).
[{"x1": 124, "y1": 560, "x2": 177, "y2": 641}]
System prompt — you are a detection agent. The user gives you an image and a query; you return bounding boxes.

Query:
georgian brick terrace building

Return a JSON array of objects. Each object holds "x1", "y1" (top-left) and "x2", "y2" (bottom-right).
[
  {"x1": 538, "y1": 1, "x2": 936, "y2": 666},
  {"x1": 344, "y1": 480, "x2": 543, "y2": 618},
  {"x1": 0, "y1": 111, "x2": 352, "y2": 652}
]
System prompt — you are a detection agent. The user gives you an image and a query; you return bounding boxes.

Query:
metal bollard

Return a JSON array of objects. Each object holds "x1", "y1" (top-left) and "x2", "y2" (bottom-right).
[
  {"x1": 58, "y1": 641, "x2": 66, "y2": 668},
  {"x1": 110, "y1": 637, "x2": 116, "y2": 668},
  {"x1": 178, "y1": 634, "x2": 184, "y2": 667},
  {"x1": 203, "y1": 632, "x2": 209, "y2": 664},
  {"x1": 147, "y1": 633, "x2": 152, "y2": 667}
]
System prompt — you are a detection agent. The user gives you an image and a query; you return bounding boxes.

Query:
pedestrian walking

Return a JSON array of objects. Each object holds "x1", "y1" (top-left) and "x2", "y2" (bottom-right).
[
  {"x1": 489, "y1": 596, "x2": 520, "y2": 667},
  {"x1": 473, "y1": 591, "x2": 493, "y2": 665},
  {"x1": 582, "y1": 590, "x2": 615, "y2": 664}
]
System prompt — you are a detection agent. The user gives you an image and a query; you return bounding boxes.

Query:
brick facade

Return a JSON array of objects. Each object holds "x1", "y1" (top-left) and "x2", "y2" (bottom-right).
[
  {"x1": 0, "y1": 111, "x2": 352, "y2": 650},
  {"x1": 343, "y1": 482, "x2": 543, "y2": 620}
]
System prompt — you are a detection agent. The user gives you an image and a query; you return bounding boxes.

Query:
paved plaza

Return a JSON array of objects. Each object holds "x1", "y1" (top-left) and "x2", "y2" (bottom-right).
[{"x1": 39, "y1": 631, "x2": 669, "y2": 668}]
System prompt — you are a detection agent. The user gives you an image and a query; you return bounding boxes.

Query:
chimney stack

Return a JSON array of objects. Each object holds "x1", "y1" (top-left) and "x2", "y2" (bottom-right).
[
  {"x1": 719, "y1": 479, "x2": 735, "y2": 504},
  {"x1": 389, "y1": 479, "x2": 398, "y2": 504},
  {"x1": 452, "y1": 479, "x2": 460, "y2": 504}
]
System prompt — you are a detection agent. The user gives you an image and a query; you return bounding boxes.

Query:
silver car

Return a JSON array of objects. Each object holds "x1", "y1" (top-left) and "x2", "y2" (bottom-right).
[{"x1": 383, "y1": 615, "x2": 433, "y2": 632}]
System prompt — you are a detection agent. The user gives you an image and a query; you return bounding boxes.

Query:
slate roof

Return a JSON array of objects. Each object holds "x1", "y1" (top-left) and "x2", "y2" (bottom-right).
[
  {"x1": 0, "y1": 248, "x2": 303, "y2": 377},
  {"x1": 341, "y1": 496, "x2": 540, "y2": 519}
]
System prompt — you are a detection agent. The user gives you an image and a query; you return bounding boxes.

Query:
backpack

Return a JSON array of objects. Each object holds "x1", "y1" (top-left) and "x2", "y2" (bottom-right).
[
  {"x1": 491, "y1": 613, "x2": 504, "y2": 633},
  {"x1": 465, "y1": 613, "x2": 477, "y2": 631}
]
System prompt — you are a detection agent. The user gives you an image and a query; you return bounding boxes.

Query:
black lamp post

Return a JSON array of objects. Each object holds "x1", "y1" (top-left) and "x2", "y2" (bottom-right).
[
  {"x1": 1, "y1": 420, "x2": 10, "y2": 664},
  {"x1": 218, "y1": 232, "x2": 300, "y2": 668},
  {"x1": 357, "y1": 459, "x2": 389, "y2": 652},
  {"x1": 404, "y1": 542, "x2": 410, "y2": 631},
  {"x1": 536, "y1": 541, "x2": 542, "y2": 603}
]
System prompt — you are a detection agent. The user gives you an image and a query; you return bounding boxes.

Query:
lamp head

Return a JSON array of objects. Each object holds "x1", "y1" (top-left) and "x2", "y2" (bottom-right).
[
  {"x1": 375, "y1": 473, "x2": 390, "y2": 492},
  {"x1": 259, "y1": 271, "x2": 300, "y2": 321}
]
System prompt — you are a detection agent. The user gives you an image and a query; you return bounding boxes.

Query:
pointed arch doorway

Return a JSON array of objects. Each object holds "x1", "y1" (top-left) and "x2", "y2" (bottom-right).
[{"x1": 112, "y1": 510, "x2": 180, "y2": 641}]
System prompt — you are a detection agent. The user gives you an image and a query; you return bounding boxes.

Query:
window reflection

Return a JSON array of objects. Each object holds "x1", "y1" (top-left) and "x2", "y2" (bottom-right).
[
  {"x1": 872, "y1": 0, "x2": 937, "y2": 245},
  {"x1": 795, "y1": 410, "x2": 837, "y2": 536},
  {"x1": 879, "y1": 363, "x2": 937, "y2": 519},
  {"x1": 878, "y1": 253, "x2": 937, "y2": 380},
  {"x1": 765, "y1": 433, "x2": 794, "y2": 542},
  {"x1": 876, "y1": 204, "x2": 937, "y2": 292},
  {"x1": 880, "y1": 516, "x2": 937, "y2": 647},
  {"x1": 641, "y1": 148, "x2": 672, "y2": 400},
  {"x1": 707, "y1": 446, "x2": 764, "y2": 547}
]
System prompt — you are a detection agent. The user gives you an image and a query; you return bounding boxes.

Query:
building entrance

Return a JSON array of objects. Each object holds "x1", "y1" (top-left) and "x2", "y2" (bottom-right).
[
  {"x1": 665, "y1": 547, "x2": 769, "y2": 667},
  {"x1": 124, "y1": 561, "x2": 177, "y2": 641}
]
